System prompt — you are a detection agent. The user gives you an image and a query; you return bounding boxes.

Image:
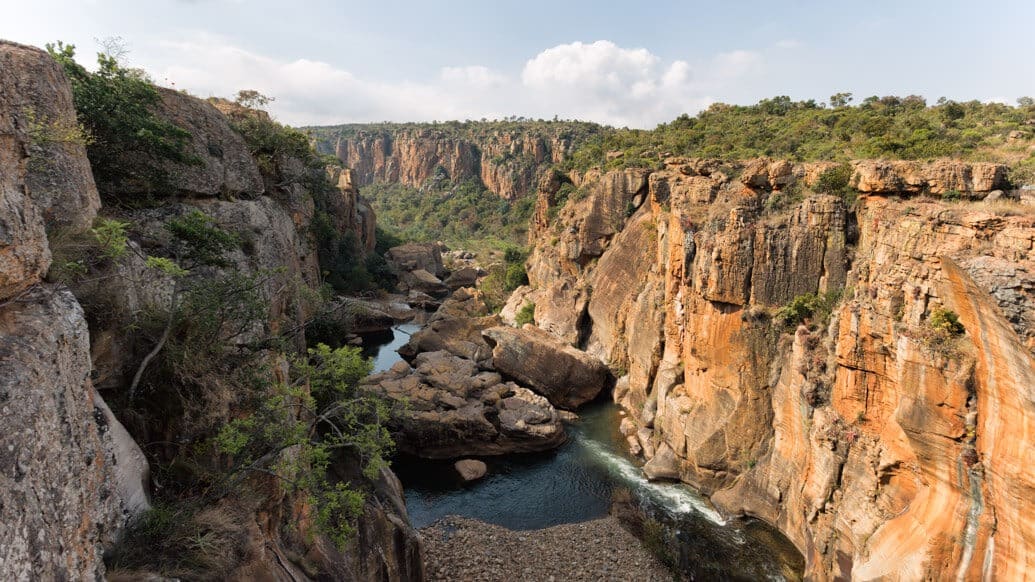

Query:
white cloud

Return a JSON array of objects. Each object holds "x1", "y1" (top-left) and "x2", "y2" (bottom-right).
[{"x1": 138, "y1": 35, "x2": 770, "y2": 128}]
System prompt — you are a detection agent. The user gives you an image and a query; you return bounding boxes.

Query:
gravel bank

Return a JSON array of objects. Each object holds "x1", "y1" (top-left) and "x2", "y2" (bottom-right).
[{"x1": 420, "y1": 516, "x2": 674, "y2": 581}]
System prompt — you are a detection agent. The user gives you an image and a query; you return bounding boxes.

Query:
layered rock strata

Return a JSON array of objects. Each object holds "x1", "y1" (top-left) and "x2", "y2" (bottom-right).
[{"x1": 521, "y1": 156, "x2": 1035, "y2": 580}]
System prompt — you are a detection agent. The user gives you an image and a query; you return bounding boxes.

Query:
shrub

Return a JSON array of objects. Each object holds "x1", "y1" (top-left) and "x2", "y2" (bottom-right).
[
  {"x1": 918, "y1": 308, "x2": 966, "y2": 359},
  {"x1": 774, "y1": 290, "x2": 842, "y2": 330},
  {"x1": 929, "y1": 308, "x2": 965, "y2": 336},
  {"x1": 814, "y1": 163, "x2": 856, "y2": 204},
  {"x1": 47, "y1": 42, "x2": 196, "y2": 202},
  {"x1": 515, "y1": 301, "x2": 535, "y2": 326}
]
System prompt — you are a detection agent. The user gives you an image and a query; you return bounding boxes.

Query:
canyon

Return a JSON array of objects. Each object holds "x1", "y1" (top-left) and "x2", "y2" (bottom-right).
[
  {"x1": 311, "y1": 122, "x2": 601, "y2": 200},
  {"x1": 3, "y1": 33, "x2": 1035, "y2": 582}
]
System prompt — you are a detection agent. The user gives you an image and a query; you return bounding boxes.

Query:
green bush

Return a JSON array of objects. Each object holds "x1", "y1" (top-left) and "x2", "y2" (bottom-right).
[
  {"x1": 814, "y1": 163, "x2": 856, "y2": 203},
  {"x1": 515, "y1": 301, "x2": 535, "y2": 326},
  {"x1": 774, "y1": 289, "x2": 843, "y2": 330},
  {"x1": 928, "y1": 308, "x2": 965, "y2": 336},
  {"x1": 47, "y1": 42, "x2": 196, "y2": 202}
]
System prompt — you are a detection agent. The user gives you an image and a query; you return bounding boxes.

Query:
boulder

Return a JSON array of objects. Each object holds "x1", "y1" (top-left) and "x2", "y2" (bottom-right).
[
  {"x1": 454, "y1": 459, "x2": 488, "y2": 482},
  {"x1": 386, "y1": 242, "x2": 445, "y2": 277},
  {"x1": 399, "y1": 289, "x2": 500, "y2": 364},
  {"x1": 359, "y1": 351, "x2": 565, "y2": 458},
  {"x1": 404, "y1": 268, "x2": 449, "y2": 297},
  {"x1": 444, "y1": 266, "x2": 481, "y2": 290},
  {"x1": 642, "y1": 442, "x2": 681, "y2": 481},
  {"x1": 482, "y1": 326, "x2": 608, "y2": 409},
  {"x1": 0, "y1": 40, "x2": 100, "y2": 232}
]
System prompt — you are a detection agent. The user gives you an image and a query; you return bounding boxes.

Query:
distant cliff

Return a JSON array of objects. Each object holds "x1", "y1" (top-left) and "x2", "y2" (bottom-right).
[{"x1": 309, "y1": 121, "x2": 603, "y2": 200}]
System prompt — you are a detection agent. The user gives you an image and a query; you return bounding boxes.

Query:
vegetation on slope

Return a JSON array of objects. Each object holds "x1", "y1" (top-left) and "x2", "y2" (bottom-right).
[
  {"x1": 564, "y1": 94, "x2": 1035, "y2": 182},
  {"x1": 48, "y1": 45, "x2": 398, "y2": 577},
  {"x1": 47, "y1": 42, "x2": 198, "y2": 203}
]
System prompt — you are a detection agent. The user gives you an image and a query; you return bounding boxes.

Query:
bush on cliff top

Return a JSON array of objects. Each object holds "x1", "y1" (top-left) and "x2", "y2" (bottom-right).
[
  {"x1": 47, "y1": 42, "x2": 197, "y2": 202},
  {"x1": 563, "y1": 94, "x2": 1035, "y2": 172}
]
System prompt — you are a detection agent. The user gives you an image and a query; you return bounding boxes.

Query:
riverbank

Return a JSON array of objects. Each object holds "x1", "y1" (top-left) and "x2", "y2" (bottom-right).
[{"x1": 420, "y1": 515, "x2": 674, "y2": 581}]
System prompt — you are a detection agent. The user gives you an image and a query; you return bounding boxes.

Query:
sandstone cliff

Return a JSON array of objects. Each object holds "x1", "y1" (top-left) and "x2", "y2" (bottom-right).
[
  {"x1": 519, "y1": 155, "x2": 1034, "y2": 580},
  {"x1": 314, "y1": 124, "x2": 598, "y2": 200}
]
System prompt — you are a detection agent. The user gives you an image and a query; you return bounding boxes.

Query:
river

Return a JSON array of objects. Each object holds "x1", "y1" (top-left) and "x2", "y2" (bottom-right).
[{"x1": 364, "y1": 324, "x2": 805, "y2": 581}]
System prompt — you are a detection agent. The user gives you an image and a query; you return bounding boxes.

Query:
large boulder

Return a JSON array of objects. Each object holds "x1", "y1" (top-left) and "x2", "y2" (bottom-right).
[
  {"x1": 482, "y1": 326, "x2": 608, "y2": 409},
  {"x1": 0, "y1": 41, "x2": 100, "y2": 233},
  {"x1": 399, "y1": 288, "x2": 499, "y2": 364},
  {"x1": 360, "y1": 351, "x2": 565, "y2": 458},
  {"x1": 386, "y1": 242, "x2": 445, "y2": 278}
]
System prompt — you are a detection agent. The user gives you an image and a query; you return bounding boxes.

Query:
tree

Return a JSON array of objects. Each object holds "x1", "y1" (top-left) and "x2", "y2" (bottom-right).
[{"x1": 234, "y1": 89, "x2": 274, "y2": 109}]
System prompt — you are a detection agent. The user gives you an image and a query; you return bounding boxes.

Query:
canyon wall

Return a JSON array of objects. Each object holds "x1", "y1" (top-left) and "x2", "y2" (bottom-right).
[
  {"x1": 0, "y1": 40, "x2": 147, "y2": 580},
  {"x1": 517, "y1": 156, "x2": 1034, "y2": 580},
  {"x1": 0, "y1": 40, "x2": 420, "y2": 581},
  {"x1": 316, "y1": 126, "x2": 589, "y2": 200}
]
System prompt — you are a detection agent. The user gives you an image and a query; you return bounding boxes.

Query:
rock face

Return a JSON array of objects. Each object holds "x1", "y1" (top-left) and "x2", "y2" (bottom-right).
[
  {"x1": 0, "y1": 41, "x2": 148, "y2": 580},
  {"x1": 361, "y1": 352, "x2": 566, "y2": 458},
  {"x1": 482, "y1": 326, "x2": 609, "y2": 409},
  {"x1": 0, "y1": 41, "x2": 100, "y2": 232},
  {"x1": 321, "y1": 127, "x2": 588, "y2": 200},
  {"x1": 851, "y1": 159, "x2": 1007, "y2": 196},
  {"x1": 1, "y1": 41, "x2": 419, "y2": 581},
  {"x1": 107, "y1": 87, "x2": 265, "y2": 199},
  {"x1": 521, "y1": 158, "x2": 1035, "y2": 580},
  {"x1": 0, "y1": 286, "x2": 146, "y2": 580}
]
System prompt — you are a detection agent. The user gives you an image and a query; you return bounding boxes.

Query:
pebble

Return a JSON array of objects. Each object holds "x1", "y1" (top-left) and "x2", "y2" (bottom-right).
[{"x1": 420, "y1": 516, "x2": 674, "y2": 581}]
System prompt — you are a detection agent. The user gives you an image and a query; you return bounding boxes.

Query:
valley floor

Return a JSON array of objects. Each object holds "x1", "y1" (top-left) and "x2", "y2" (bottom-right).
[{"x1": 420, "y1": 516, "x2": 673, "y2": 581}]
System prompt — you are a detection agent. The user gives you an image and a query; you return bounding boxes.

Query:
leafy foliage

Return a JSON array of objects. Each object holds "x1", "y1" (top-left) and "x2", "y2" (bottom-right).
[
  {"x1": 365, "y1": 179, "x2": 535, "y2": 247},
  {"x1": 479, "y1": 245, "x2": 530, "y2": 312},
  {"x1": 774, "y1": 290, "x2": 843, "y2": 331},
  {"x1": 515, "y1": 301, "x2": 536, "y2": 326},
  {"x1": 47, "y1": 41, "x2": 197, "y2": 202},
  {"x1": 164, "y1": 210, "x2": 240, "y2": 268},
  {"x1": 210, "y1": 343, "x2": 392, "y2": 546}
]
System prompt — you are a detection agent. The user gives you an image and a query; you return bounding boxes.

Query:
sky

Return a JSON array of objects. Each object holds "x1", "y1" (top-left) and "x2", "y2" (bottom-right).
[{"x1": 4, "y1": 0, "x2": 1034, "y2": 128}]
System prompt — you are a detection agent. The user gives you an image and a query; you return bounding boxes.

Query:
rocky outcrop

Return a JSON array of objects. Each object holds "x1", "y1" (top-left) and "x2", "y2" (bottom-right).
[
  {"x1": 399, "y1": 288, "x2": 499, "y2": 365},
  {"x1": 109, "y1": 87, "x2": 265, "y2": 199},
  {"x1": 0, "y1": 42, "x2": 57, "y2": 299},
  {"x1": 0, "y1": 286, "x2": 147, "y2": 580},
  {"x1": 482, "y1": 326, "x2": 609, "y2": 409},
  {"x1": 322, "y1": 126, "x2": 588, "y2": 200},
  {"x1": 0, "y1": 40, "x2": 100, "y2": 232},
  {"x1": 851, "y1": 159, "x2": 1007, "y2": 195},
  {"x1": 360, "y1": 352, "x2": 566, "y2": 458},
  {"x1": 326, "y1": 166, "x2": 376, "y2": 253},
  {"x1": 521, "y1": 159, "x2": 1035, "y2": 580},
  {"x1": 387, "y1": 242, "x2": 450, "y2": 296},
  {"x1": 0, "y1": 41, "x2": 148, "y2": 580}
]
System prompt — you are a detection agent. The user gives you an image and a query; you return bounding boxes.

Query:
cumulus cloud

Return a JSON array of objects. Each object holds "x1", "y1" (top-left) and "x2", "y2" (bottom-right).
[{"x1": 139, "y1": 35, "x2": 768, "y2": 128}]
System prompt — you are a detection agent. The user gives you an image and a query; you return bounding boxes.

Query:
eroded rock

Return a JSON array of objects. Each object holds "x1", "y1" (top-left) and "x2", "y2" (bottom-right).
[{"x1": 482, "y1": 326, "x2": 608, "y2": 409}]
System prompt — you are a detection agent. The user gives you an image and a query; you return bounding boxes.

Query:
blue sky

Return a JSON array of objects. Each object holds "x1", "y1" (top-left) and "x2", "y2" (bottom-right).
[{"x1": 5, "y1": 0, "x2": 1034, "y2": 127}]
